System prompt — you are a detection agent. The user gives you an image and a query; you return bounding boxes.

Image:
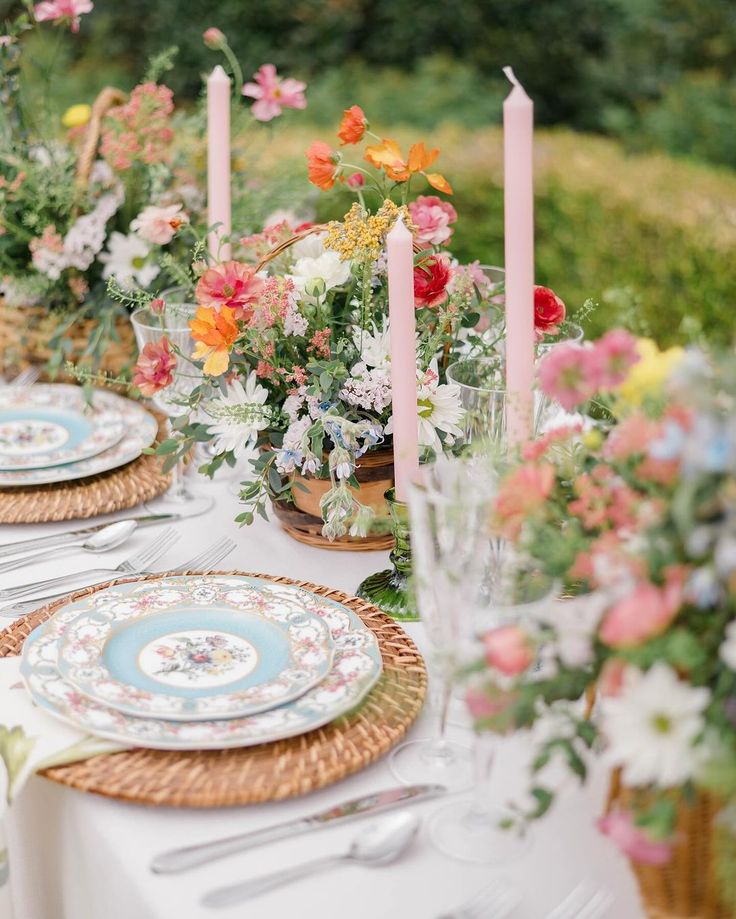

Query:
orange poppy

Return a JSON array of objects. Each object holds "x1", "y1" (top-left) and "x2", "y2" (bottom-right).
[
  {"x1": 306, "y1": 140, "x2": 340, "y2": 191},
  {"x1": 364, "y1": 138, "x2": 453, "y2": 194},
  {"x1": 337, "y1": 105, "x2": 367, "y2": 145},
  {"x1": 190, "y1": 305, "x2": 239, "y2": 376}
]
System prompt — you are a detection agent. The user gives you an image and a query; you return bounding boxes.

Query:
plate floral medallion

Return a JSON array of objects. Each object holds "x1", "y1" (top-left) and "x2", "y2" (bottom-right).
[
  {"x1": 0, "y1": 384, "x2": 126, "y2": 471},
  {"x1": 21, "y1": 576, "x2": 382, "y2": 750},
  {"x1": 55, "y1": 576, "x2": 336, "y2": 721}
]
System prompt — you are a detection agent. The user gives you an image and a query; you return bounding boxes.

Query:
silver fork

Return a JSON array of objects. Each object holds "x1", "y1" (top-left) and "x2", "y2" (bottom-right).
[
  {"x1": 546, "y1": 882, "x2": 614, "y2": 919},
  {"x1": 0, "y1": 536, "x2": 236, "y2": 618},
  {"x1": 437, "y1": 878, "x2": 521, "y2": 919},
  {"x1": 9, "y1": 366, "x2": 41, "y2": 387},
  {"x1": 0, "y1": 527, "x2": 180, "y2": 603}
]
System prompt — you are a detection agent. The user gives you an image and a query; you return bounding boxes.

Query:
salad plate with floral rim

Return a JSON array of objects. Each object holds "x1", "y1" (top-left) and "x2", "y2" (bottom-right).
[
  {"x1": 0, "y1": 391, "x2": 157, "y2": 487},
  {"x1": 0, "y1": 384, "x2": 126, "y2": 471},
  {"x1": 55, "y1": 576, "x2": 335, "y2": 721},
  {"x1": 21, "y1": 576, "x2": 382, "y2": 749}
]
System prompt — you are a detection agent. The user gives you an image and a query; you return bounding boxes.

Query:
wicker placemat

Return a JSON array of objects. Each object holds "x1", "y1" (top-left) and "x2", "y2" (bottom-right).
[
  {"x1": 0, "y1": 418, "x2": 170, "y2": 524},
  {"x1": 0, "y1": 571, "x2": 426, "y2": 807}
]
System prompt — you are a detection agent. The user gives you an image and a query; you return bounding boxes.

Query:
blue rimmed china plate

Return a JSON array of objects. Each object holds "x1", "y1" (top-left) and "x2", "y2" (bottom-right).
[
  {"x1": 0, "y1": 384, "x2": 126, "y2": 471},
  {"x1": 21, "y1": 576, "x2": 382, "y2": 749},
  {"x1": 56, "y1": 577, "x2": 335, "y2": 721}
]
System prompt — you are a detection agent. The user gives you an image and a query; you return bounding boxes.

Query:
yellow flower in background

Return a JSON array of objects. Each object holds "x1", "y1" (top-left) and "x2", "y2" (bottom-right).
[
  {"x1": 62, "y1": 104, "x2": 91, "y2": 128},
  {"x1": 614, "y1": 338, "x2": 684, "y2": 411}
]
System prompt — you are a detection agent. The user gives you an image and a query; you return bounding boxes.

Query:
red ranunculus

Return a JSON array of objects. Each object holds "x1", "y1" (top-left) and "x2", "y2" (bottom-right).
[
  {"x1": 413, "y1": 253, "x2": 452, "y2": 309},
  {"x1": 534, "y1": 285, "x2": 566, "y2": 335}
]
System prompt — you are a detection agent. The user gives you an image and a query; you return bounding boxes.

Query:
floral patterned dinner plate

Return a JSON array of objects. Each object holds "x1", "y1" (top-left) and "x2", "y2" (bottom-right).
[
  {"x1": 56, "y1": 576, "x2": 335, "y2": 720},
  {"x1": 0, "y1": 384, "x2": 126, "y2": 471},
  {"x1": 0, "y1": 390, "x2": 157, "y2": 487},
  {"x1": 21, "y1": 575, "x2": 382, "y2": 750}
]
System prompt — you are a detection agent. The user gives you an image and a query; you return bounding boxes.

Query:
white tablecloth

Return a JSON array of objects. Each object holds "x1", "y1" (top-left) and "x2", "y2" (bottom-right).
[{"x1": 1, "y1": 478, "x2": 644, "y2": 919}]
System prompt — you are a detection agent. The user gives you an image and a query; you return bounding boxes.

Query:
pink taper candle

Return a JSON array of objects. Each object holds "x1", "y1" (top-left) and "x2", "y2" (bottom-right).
[
  {"x1": 387, "y1": 216, "x2": 420, "y2": 502},
  {"x1": 502, "y1": 66, "x2": 535, "y2": 447},
  {"x1": 207, "y1": 65, "x2": 232, "y2": 261}
]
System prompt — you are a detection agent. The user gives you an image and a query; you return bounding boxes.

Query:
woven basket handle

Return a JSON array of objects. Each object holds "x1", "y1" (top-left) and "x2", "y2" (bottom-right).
[{"x1": 75, "y1": 86, "x2": 128, "y2": 188}]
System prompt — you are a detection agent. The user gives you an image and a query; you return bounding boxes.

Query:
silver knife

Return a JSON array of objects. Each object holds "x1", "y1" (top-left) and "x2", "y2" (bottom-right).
[
  {"x1": 0, "y1": 513, "x2": 177, "y2": 560},
  {"x1": 150, "y1": 784, "x2": 446, "y2": 875}
]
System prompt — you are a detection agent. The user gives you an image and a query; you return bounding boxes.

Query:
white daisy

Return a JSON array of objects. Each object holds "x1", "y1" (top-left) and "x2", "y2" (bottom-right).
[
  {"x1": 98, "y1": 231, "x2": 159, "y2": 288},
  {"x1": 204, "y1": 374, "x2": 271, "y2": 458},
  {"x1": 600, "y1": 663, "x2": 710, "y2": 788},
  {"x1": 352, "y1": 318, "x2": 392, "y2": 370}
]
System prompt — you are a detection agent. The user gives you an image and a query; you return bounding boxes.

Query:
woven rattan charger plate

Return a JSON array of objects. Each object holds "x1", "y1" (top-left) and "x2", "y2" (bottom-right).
[
  {"x1": 0, "y1": 571, "x2": 427, "y2": 807},
  {"x1": 0, "y1": 417, "x2": 170, "y2": 524}
]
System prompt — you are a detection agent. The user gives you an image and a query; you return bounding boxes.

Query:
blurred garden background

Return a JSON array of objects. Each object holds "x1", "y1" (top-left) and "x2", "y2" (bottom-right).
[{"x1": 2, "y1": 0, "x2": 736, "y2": 345}]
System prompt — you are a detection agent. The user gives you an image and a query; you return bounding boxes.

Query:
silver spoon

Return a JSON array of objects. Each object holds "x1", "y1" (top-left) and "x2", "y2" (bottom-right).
[
  {"x1": 0, "y1": 520, "x2": 138, "y2": 576},
  {"x1": 201, "y1": 812, "x2": 420, "y2": 909}
]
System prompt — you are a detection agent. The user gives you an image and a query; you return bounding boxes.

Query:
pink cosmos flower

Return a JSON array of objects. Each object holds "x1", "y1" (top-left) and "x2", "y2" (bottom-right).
[
  {"x1": 242, "y1": 64, "x2": 307, "y2": 122},
  {"x1": 34, "y1": 0, "x2": 93, "y2": 32},
  {"x1": 408, "y1": 195, "x2": 458, "y2": 247},
  {"x1": 132, "y1": 337, "x2": 176, "y2": 397},
  {"x1": 482, "y1": 626, "x2": 535, "y2": 677},
  {"x1": 131, "y1": 204, "x2": 188, "y2": 246},
  {"x1": 599, "y1": 568, "x2": 685, "y2": 648},
  {"x1": 598, "y1": 809, "x2": 674, "y2": 866},
  {"x1": 593, "y1": 329, "x2": 640, "y2": 388},
  {"x1": 195, "y1": 260, "x2": 265, "y2": 322},
  {"x1": 538, "y1": 342, "x2": 597, "y2": 411}
]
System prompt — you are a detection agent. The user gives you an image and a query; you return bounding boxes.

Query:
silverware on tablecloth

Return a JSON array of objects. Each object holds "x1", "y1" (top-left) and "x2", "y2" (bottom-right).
[
  {"x1": 152, "y1": 784, "x2": 446, "y2": 874},
  {"x1": 0, "y1": 527, "x2": 180, "y2": 603},
  {"x1": 0, "y1": 534, "x2": 236, "y2": 618},
  {"x1": 0, "y1": 520, "x2": 138, "y2": 575},
  {"x1": 201, "y1": 812, "x2": 420, "y2": 908},
  {"x1": 546, "y1": 882, "x2": 614, "y2": 919},
  {"x1": 8, "y1": 366, "x2": 41, "y2": 387},
  {"x1": 0, "y1": 513, "x2": 178, "y2": 560},
  {"x1": 436, "y1": 878, "x2": 522, "y2": 919}
]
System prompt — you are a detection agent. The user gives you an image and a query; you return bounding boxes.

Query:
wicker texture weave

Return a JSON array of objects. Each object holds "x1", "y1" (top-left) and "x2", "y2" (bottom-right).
[{"x1": 0, "y1": 571, "x2": 426, "y2": 808}]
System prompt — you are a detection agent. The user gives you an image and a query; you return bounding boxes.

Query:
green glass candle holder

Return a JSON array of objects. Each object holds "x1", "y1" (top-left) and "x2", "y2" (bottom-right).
[{"x1": 356, "y1": 487, "x2": 418, "y2": 622}]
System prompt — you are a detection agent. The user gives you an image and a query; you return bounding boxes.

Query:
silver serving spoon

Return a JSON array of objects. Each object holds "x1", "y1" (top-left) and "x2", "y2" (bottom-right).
[
  {"x1": 201, "y1": 812, "x2": 420, "y2": 909},
  {"x1": 0, "y1": 520, "x2": 138, "y2": 576}
]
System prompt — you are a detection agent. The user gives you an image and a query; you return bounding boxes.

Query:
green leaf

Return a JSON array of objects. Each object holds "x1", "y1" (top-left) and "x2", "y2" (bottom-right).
[{"x1": 529, "y1": 787, "x2": 554, "y2": 819}]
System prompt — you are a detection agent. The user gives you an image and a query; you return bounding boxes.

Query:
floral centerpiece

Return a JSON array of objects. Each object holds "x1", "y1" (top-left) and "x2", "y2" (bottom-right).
[{"x1": 471, "y1": 332, "x2": 736, "y2": 915}]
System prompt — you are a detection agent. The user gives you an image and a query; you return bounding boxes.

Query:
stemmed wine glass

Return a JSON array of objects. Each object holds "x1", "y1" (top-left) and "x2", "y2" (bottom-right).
[
  {"x1": 389, "y1": 455, "x2": 500, "y2": 791},
  {"x1": 130, "y1": 289, "x2": 213, "y2": 516}
]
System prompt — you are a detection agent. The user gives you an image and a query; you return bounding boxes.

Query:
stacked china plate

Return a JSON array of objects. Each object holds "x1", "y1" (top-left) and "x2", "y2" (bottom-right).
[
  {"x1": 0, "y1": 383, "x2": 158, "y2": 488},
  {"x1": 20, "y1": 574, "x2": 382, "y2": 750}
]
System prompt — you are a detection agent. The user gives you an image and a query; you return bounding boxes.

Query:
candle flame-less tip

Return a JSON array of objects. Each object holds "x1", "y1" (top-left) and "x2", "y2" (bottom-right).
[
  {"x1": 503, "y1": 66, "x2": 520, "y2": 88},
  {"x1": 209, "y1": 64, "x2": 231, "y2": 83},
  {"x1": 388, "y1": 214, "x2": 411, "y2": 238}
]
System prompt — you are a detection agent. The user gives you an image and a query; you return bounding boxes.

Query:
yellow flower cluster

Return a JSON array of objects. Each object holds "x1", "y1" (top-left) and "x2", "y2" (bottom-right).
[
  {"x1": 324, "y1": 200, "x2": 415, "y2": 262},
  {"x1": 614, "y1": 338, "x2": 685, "y2": 411}
]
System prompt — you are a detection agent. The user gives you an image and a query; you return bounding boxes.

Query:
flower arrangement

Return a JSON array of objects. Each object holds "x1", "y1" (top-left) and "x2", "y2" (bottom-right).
[{"x1": 470, "y1": 332, "x2": 736, "y2": 906}]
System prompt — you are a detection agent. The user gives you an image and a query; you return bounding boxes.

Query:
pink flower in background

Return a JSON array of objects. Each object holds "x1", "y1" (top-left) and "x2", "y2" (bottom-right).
[
  {"x1": 538, "y1": 342, "x2": 597, "y2": 411},
  {"x1": 599, "y1": 569, "x2": 685, "y2": 648},
  {"x1": 131, "y1": 204, "x2": 188, "y2": 245},
  {"x1": 495, "y1": 462, "x2": 555, "y2": 538},
  {"x1": 195, "y1": 260, "x2": 265, "y2": 321},
  {"x1": 34, "y1": 0, "x2": 92, "y2": 31},
  {"x1": 101, "y1": 83, "x2": 174, "y2": 172},
  {"x1": 598, "y1": 810, "x2": 674, "y2": 865},
  {"x1": 242, "y1": 64, "x2": 307, "y2": 122},
  {"x1": 594, "y1": 329, "x2": 640, "y2": 388},
  {"x1": 603, "y1": 413, "x2": 659, "y2": 461},
  {"x1": 150, "y1": 297, "x2": 165, "y2": 315},
  {"x1": 408, "y1": 195, "x2": 458, "y2": 247},
  {"x1": 132, "y1": 337, "x2": 176, "y2": 397},
  {"x1": 0, "y1": 35, "x2": 14, "y2": 46},
  {"x1": 346, "y1": 172, "x2": 365, "y2": 189},
  {"x1": 482, "y1": 626, "x2": 535, "y2": 677},
  {"x1": 202, "y1": 27, "x2": 225, "y2": 49}
]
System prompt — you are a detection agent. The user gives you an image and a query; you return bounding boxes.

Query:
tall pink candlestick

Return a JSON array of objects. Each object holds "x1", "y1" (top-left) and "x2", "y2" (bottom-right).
[
  {"x1": 502, "y1": 66, "x2": 535, "y2": 448},
  {"x1": 387, "y1": 216, "x2": 419, "y2": 502},
  {"x1": 207, "y1": 65, "x2": 232, "y2": 262}
]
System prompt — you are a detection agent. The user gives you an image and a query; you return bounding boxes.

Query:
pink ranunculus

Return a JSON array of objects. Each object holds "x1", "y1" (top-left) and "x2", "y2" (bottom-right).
[
  {"x1": 195, "y1": 260, "x2": 265, "y2": 322},
  {"x1": 132, "y1": 337, "x2": 176, "y2": 397},
  {"x1": 534, "y1": 285, "x2": 566, "y2": 337},
  {"x1": 242, "y1": 64, "x2": 307, "y2": 122},
  {"x1": 598, "y1": 809, "x2": 674, "y2": 866},
  {"x1": 482, "y1": 625, "x2": 535, "y2": 677},
  {"x1": 202, "y1": 27, "x2": 225, "y2": 49},
  {"x1": 538, "y1": 342, "x2": 597, "y2": 411},
  {"x1": 599, "y1": 569, "x2": 685, "y2": 648},
  {"x1": 592, "y1": 328, "x2": 640, "y2": 389},
  {"x1": 346, "y1": 172, "x2": 365, "y2": 189},
  {"x1": 34, "y1": 0, "x2": 92, "y2": 31},
  {"x1": 131, "y1": 204, "x2": 188, "y2": 246},
  {"x1": 408, "y1": 195, "x2": 458, "y2": 247}
]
